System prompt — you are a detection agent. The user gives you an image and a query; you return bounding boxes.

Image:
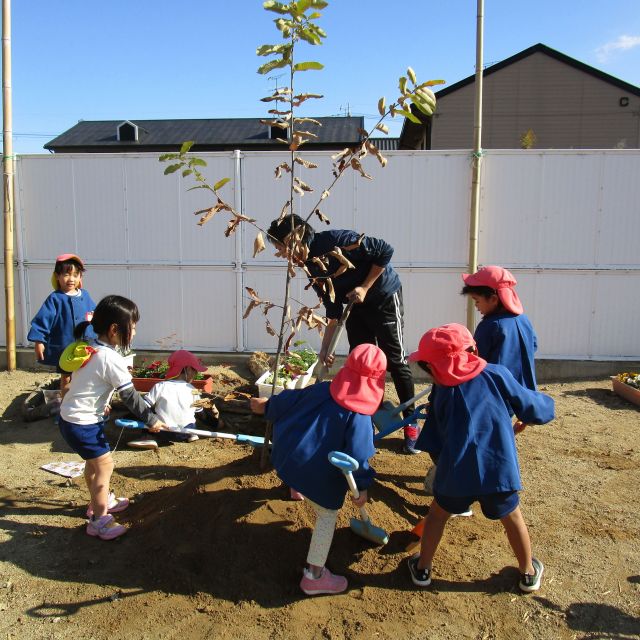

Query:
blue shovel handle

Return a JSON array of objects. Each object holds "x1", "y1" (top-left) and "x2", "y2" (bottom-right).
[
  {"x1": 373, "y1": 404, "x2": 428, "y2": 441},
  {"x1": 328, "y1": 450, "x2": 359, "y2": 473},
  {"x1": 115, "y1": 418, "x2": 146, "y2": 429}
]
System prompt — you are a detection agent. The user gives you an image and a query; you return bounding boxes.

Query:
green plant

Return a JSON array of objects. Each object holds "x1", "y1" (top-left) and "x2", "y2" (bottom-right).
[{"x1": 131, "y1": 359, "x2": 206, "y2": 380}]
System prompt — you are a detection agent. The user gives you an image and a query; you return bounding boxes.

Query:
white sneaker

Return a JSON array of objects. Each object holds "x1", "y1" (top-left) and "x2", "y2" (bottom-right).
[
  {"x1": 128, "y1": 439, "x2": 158, "y2": 450},
  {"x1": 451, "y1": 509, "x2": 473, "y2": 518}
]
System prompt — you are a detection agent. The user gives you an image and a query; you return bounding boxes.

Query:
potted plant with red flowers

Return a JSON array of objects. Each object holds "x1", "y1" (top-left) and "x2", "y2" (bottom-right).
[{"x1": 130, "y1": 359, "x2": 214, "y2": 393}]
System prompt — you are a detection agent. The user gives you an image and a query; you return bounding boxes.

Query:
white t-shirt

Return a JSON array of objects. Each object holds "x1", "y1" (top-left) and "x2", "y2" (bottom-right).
[
  {"x1": 144, "y1": 380, "x2": 201, "y2": 429},
  {"x1": 61, "y1": 341, "x2": 133, "y2": 425}
]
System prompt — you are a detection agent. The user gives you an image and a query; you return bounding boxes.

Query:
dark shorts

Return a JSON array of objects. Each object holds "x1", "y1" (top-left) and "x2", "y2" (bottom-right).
[
  {"x1": 435, "y1": 490, "x2": 519, "y2": 520},
  {"x1": 58, "y1": 417, "x2": 110, "y2": 460}
]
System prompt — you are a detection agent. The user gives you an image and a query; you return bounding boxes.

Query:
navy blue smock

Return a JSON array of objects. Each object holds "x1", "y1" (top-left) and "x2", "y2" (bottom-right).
[
  {"x1": 267, "y1": 382, "x2": 376, "y2": 510},
  {"x1": 474, "y1": 312, "x2": 538, "y2": 390},
  {"x1": 415, "y1": 364, "x2": 554, "y2": 498}
]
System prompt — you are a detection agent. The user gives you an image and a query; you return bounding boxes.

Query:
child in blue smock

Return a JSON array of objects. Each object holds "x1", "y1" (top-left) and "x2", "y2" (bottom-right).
[
  {"x1": 406, "y1": 323, "x2": 554, "y2": 593},
  {"x1": 28, "y1": 253, "x2": 96, "y2": 396},
  {"x1": 461, "y1": 265, "x2": 538, "y2": 392},
  {"x1": 250, "y1": 343, "x2": 387, "y2": 596}
]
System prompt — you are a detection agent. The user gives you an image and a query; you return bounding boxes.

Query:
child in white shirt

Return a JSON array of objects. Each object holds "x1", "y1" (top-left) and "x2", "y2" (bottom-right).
[{"x1": 143, "y1": 350, "x2": 208, "y2": 444}]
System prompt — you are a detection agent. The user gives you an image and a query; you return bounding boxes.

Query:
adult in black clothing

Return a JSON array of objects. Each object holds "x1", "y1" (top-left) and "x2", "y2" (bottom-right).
[{"x1": 267, "y1": 214, "x2": 420, "y2": 453}]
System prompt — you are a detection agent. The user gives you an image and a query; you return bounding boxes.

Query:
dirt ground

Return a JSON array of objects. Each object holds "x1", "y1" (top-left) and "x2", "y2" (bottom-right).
[{"x1": 0, "y1": 365, "x2": 639, "y2": 640}]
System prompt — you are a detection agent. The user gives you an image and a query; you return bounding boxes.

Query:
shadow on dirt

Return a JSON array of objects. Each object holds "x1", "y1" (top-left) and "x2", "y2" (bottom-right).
[
  {"x1": 535, "y1": 596, "x2": 640, "y2": 638},
  {"x1": 2, "y1": 452, "x2": 433, "y2": 619},
  {"x1": 560, "y1": 386, "x2": 637, "y2": 411}
]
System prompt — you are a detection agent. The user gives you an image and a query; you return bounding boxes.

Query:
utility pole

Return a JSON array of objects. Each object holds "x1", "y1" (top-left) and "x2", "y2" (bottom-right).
[
  {"x1": 466, "y1": 0, "x2": 484, "y2": 331},
  {"x1": 2, "y1": 0, "x2": 16, "y2": 371}
]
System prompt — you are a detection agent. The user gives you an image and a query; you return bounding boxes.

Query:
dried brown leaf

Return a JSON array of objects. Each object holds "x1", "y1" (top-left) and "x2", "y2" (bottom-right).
[
  {"x1": 253, "y1": 232, "x2": 266, "y2": 258},
  {"x1": 314, "y1": 209, "x2": 330, "y2": 225},
  {"x1": 294, "y1": 157, "x2": 318, "y2": 169}
]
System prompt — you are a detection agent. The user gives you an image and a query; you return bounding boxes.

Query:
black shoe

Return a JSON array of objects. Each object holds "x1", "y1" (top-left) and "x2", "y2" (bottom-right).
[
  {"x1": 408, "y1": 556, "x2": 432, "y2": 587},
  {"x1": 519, "y1": 557, "x2": 544, "y2": 593}
]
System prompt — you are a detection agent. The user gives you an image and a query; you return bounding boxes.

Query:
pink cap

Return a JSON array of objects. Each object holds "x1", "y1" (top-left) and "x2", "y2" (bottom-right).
[
  {"x1": 329, "y1": 344, "x2": 387, "y2": 415},
  {"x1": 52, "y1": 253, "x2": 85, "y2": 290},
  {"x1": 165, "y1": 350, "x2": 207, "y2": 379},
  {"x1": 408, "y1": 323, "x2": 487, "y2": 387},
  {"x1": 461, "y1": 265, "x2": 523, "y2": 315}
]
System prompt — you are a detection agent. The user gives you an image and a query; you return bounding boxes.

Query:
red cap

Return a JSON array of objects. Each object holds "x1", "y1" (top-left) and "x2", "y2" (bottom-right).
[
  {"x1": 329, "y1": 344, "x2": 387, "y2": 415},
  {"x1": 461, "y1": 265, "x2": 523, "y2": 315},
  {"x1": 52, "y1": 253, "x2": 85, "y2": 290},
  {"x1": 408, "y1": 323, "x2": 487, "y2": 387},
  {"x1": 165, "y1": 350, "x2": 207, "y2": 379}
]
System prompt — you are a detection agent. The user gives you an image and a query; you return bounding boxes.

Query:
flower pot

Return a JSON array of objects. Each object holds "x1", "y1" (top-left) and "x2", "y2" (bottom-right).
[
  {"x1": 255, "y1": 370, "x2": 296, "y2": 398},
  {"x1": 611, "y1": 377, "x2": 640, "y2": 407},
  {"x1": 132, "y1": 376, "x2": 214, "y2": 394}
]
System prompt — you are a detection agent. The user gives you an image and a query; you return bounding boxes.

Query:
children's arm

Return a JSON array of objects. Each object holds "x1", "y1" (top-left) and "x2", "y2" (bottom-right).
[
  {"x1": 497, "y1": 370, "x2": 555, "y2": 425},
  {"x1": 34, "y1": 342, "x2": 45, "y2": 361},
  {"x1": 342, "y1": 413, "x2": 376, "y2": 492},
  {"x1": 27, "y1": 295, "x2": 59, "y2": 344},
  {"x1": 118, "y1": 385, "x2": 163, "y2": 428},
  {"x1": 250, "y1": 396, "x2": 268, "y2": 415}
]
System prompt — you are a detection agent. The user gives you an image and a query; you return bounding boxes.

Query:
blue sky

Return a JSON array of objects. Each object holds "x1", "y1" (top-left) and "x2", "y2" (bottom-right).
[{"x1": 5, "y1": 0, "x2": 640, "y2": 153}]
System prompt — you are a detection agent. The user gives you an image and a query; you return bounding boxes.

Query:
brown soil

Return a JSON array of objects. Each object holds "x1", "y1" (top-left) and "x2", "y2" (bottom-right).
[{"x1": 0, "y1": 366, "x2": 639, "y2": 639}]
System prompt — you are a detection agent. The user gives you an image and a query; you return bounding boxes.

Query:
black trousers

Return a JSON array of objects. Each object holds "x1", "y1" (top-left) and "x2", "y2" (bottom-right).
[{"x1": 345, "y1": 287, "x2": 416, "y2": 419}]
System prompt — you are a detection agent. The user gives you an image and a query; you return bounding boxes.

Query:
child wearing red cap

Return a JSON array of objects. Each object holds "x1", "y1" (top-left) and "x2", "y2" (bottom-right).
[
  {"x1": 142, "y1": 350, "x2": 208, "y2": 445},
  {"x1": 28, "y1": 254, "x2": 96, "y2": 396},
  {"x1": 407, "y1": 324, "x2": 554, "y2": 593},
  {"x1": 461, "y1": 265, "x2": 538, "y2": 392},
  {"x1": 250, "y1": 343, "x2": 387, "y2": 596}
]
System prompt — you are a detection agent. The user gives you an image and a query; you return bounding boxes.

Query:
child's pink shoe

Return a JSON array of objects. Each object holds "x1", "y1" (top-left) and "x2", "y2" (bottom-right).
[
  {"x1": 86, "y1": 514, "x2": 127, "y2": 540},
  {"x1": 289, "y1": 487, "x2": 305, "y2": 501},
  {"x1": 86, "y1": 492, "x2": 130, "y2": 518},
  {"x1": 300, "y1": 567, "x2": 348, "y2": 595}
]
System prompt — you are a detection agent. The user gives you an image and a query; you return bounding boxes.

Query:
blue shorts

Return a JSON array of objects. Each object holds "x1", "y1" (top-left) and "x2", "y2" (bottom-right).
[
  {"x1": 435, "y1": 490, "x2": 519, "y2": 520},
  {"x1": 58, "y1": 417, "x2": 111, "y2": 460}
]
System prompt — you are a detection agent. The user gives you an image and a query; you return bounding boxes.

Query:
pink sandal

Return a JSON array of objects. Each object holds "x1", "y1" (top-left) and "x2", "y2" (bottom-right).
[{"x1": 86, "y1": 492, "x2": 130, "y2": 518}]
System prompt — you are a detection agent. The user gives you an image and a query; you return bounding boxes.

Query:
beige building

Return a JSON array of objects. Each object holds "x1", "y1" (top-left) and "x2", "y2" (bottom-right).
[{"x1": 400, "y1": 43, "x2": 640, "y2": 150}]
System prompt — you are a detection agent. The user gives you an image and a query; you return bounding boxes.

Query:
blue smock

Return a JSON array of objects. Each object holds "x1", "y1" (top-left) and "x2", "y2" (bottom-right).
[
  {"x1": 27, "y1": 289, "x2": 96, "y2": 366},
  {"x1": 415, "y1": 364, "x2": 554, "y2": 497},
  {"x1": 266, "y1": 382, "x2": 376, "y2": 510},
  {"x1": 474, "y1": 312, "x2": 538, "y2": 390}
]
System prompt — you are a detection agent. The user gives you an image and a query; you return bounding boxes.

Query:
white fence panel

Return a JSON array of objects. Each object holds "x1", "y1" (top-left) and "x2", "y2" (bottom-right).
[{"x1": 8, "y1": 149, "x2": 640, "y2": 360}]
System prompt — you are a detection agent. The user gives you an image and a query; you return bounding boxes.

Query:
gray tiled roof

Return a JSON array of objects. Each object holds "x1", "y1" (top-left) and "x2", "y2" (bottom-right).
[{"x1": 45, "y1": 117, "x2": 365, "y2": 151}]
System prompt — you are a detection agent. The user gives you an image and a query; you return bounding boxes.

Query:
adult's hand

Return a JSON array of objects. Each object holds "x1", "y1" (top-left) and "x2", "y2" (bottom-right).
[{"x1": 346, "y1": 286, "x2": 368, "y2": 304}]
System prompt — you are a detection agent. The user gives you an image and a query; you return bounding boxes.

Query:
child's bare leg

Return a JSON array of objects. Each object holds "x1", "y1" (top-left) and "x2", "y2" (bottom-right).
[
  {"x1": 500, "y1": 506, "x2": 534, "y2": 575},
  {"x1": 59, "y1": 373, "x2": 72, "y2": 399},
  {"x1": 306, "y1": 501, "x2": 339, "y2": 577},
  {"x1": 85, "y1": 453, "x2": 114, "y2": 518},
  {"x1": 417, "y1": 500, "x2": 451, "y2": 570}
]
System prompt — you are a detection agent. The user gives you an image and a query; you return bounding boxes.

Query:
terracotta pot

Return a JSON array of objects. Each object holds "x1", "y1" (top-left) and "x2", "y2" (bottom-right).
[
  {"x1": 611, "y1": 377, "x2": 640, "y2": 407},
  {"x1": 132, "y1": 376, "x2": 214, "y2": 394}
]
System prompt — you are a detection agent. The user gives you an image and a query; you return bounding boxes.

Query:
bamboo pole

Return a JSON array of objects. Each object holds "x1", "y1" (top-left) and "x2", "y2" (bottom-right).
[
  {"x1": 466, "y1": 0, "x2": 484, "y2": 331},
  {"x1": 2, "y1": 0, "x2": 16, "y2": 371}
]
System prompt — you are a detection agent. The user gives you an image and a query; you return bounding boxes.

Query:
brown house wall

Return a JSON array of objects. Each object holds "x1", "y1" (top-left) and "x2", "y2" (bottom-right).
[{"x1": 431, "y1": 52, "x2": 640, "y2": 149}]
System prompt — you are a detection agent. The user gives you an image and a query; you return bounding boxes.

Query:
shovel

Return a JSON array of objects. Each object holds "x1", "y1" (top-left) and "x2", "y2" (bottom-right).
[
  {"x1": 372, "y1": 386, "x2": 431, "y2": 440},
  {"x1": 113, "y1": 418, "x2": 266, "y2": 447},
  {"x1": 328, "y1": 450, "x2": 389, "y2": 546},
  {"x1": 314, "y1": 300, "x2": 355, "y2": 383}
]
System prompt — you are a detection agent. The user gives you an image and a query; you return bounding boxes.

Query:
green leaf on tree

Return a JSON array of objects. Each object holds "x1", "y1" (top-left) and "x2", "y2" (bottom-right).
[
  {"x1": 395, "y1": 109, "x2": 421, "y2": 124},
  {"x1": 293, "y1": 61, "x2": 324, "y2": 72},
  {"x1": 189, "y1": 158, "x2": 208, "y2": 167},
  {"x1": 180, "y1": 141, "x2": 195, "y2": 154},
  {"x1": 159, "y1": 153, "x2": 179, "y2": 162},
  {"x1": 164, "y1": 164, "x2": 182, "y2": 175},
  {"x1": 258, "y1": 57, "x2": 289, "y2": 75},
  {"x1": 263, "y1": 1, "x2": 289, "y2": 14},
  {"x1": 182, "y1": 169, "x2": 193, "y2": 177},
  {"x1": 213, "y1": 177, "x2": 231, "y2": 191}
]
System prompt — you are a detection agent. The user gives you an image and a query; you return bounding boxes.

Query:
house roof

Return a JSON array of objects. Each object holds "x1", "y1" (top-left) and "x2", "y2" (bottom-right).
[
  {"x1": 435, "y1": 43, "x2": 640, "y2": 99},
  {"x1": 44, "y1": 116, "x2": 365, "y2": 152}
]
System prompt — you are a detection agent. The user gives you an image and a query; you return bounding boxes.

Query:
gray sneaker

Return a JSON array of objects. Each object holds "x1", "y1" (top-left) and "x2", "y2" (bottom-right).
[{"x1": 519, "y1": 557, "x2": 544, "y2": 593}]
